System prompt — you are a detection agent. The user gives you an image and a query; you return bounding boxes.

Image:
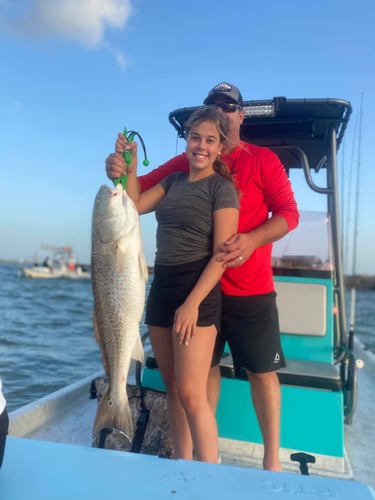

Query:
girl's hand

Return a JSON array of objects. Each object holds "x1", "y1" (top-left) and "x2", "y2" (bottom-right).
[
  {"x1": 115, "y1": 132, "x2": 127, "y2": 153},
  {"x1": 173, "y1": 301, "x2": 199, "y2": 346},
  {"x1": 122, "y1": 141, "x2": 138, "y2": 173}
]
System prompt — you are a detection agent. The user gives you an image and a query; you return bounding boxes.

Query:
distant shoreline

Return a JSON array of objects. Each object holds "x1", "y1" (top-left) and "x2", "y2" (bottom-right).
[
  {"x1": 2, "y1": 259, "x2": 374, "y2": 289},
  {"x1": 344, "y1": 275, "x2": 375, "y2": 291}
]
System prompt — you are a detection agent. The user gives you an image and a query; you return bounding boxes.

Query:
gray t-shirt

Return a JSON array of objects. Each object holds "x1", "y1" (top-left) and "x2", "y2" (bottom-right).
[{"x1": 155, "y1": 172, "x2": 239, "y2": 265}]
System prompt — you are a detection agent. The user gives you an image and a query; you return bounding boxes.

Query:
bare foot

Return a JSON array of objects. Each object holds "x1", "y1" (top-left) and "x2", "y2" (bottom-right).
[{"x1": 263, "y1": 459, "x2": 282, "y2": 472}]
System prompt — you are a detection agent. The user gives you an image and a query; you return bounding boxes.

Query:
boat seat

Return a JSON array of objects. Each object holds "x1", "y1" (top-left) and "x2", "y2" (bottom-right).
[
  {"x1": 275, "y1": 280, "x2": 327, "y2": 337},
  {"x1": 145, "y1": 353, "x2": 342, "y2": 392},
  {"x1": 221, "y1": 353, "x2": 341, "y2": 391}
]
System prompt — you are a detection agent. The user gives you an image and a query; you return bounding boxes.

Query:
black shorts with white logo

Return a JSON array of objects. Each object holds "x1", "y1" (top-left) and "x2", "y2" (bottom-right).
[{"x1": 212, "y1": 292, "x2": 285, "y2": 373}]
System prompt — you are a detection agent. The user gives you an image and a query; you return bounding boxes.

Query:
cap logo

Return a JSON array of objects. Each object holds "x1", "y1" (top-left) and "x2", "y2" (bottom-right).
[
  {"x1": 204, "y1": 82, "x2": 242, "y2": 107},
  {"x1": 213, "y1": 82, "x2": 232, "y2": 92}
]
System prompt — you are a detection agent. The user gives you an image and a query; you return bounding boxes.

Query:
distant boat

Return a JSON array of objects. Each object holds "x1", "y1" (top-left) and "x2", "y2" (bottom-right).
[
  {"x1": 21, "y1": 245, "x2": 90, "y2": 280},
  {"x1": 21, "y1": 265, "x2": 90, "y2": 280}
]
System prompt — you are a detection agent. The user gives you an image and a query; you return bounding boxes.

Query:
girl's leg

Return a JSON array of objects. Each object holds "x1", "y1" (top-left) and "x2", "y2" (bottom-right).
[
  {"x1": 173, "y1": 325, "x2": 218, "y2": 463},
  {"x1": 149, "y1": 326, "x2": 193, "y2": 460}
]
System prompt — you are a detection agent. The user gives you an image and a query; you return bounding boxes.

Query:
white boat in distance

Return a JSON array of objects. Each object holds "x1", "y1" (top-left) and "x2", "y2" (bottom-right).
[
  {"x1": 21, "y1": 245, "x2": 91, "y2": 279},
  {"x1": 4, "y1": 97, "x2": 375, "y2": 499}
]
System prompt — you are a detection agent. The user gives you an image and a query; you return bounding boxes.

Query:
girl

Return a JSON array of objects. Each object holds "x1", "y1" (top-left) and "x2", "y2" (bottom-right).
[{"x1": 122, "y1": 106, "x2": 239, "y2": 463}]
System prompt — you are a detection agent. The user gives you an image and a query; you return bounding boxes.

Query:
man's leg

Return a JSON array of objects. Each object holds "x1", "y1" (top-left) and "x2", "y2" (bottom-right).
[
  {"x1": 207, "y1": 365, "x2": 221, "y2": 413},
  {"x1": 222, "y1": 292, "x2": 284, "y2": 471},
  {"x1": 207, "y1": 331, "x2": 226, "y2": 413},
  {"x1": 245, "y1": 369, "x2": 282, "y2": 471}
]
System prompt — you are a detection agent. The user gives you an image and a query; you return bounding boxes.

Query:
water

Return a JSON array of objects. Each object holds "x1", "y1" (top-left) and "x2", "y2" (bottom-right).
[{"x1": 1, "y1": 262, "x2": 374, "y2": 412}]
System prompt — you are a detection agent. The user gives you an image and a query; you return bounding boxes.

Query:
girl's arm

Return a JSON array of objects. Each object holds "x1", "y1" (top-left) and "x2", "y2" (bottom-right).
[
  {"x1": 173, "y1": 206, "x2": 239, "y2": 344},
  {"x1": 125, "y1": 142, "x2": 165, "y2": 214}
]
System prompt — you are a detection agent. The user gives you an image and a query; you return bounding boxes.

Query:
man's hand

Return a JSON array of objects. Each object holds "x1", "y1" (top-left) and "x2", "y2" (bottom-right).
[
  {"x1": 105, "y1": 152, "x2": 126, "y2": 180},
  {"x1": 216, "y1": 233, "x2": 256, "y2": 268},
  {"x1": 105, "y1": 133, "x2": 138, "y2": 180}
]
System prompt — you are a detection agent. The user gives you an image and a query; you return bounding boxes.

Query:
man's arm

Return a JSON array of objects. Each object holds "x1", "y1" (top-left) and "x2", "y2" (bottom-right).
[
  {"x1": 217, "y1": 215, "x2": 288, "y2": 268},
  {"x1": 263, "y1": 150, "x2": 299, "y2": 232},
  {"x1": 138, "y1": 153, "x2": 189, "y2": 191},
  {"x1": 105, "y1": 134, "x2": 189, "y2": 191},
  {"x1": 218, "y1": 148, "x2": 299, "y2": 267}
]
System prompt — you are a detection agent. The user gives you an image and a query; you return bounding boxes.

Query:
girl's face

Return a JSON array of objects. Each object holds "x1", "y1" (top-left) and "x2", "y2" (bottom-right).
[{"x1": 185, "y1": 121, "x2": 222, "y2": 174}]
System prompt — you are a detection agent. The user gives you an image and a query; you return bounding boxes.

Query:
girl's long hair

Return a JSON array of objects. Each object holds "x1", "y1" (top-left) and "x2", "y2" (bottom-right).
[{"x1": 184, "y1": 106, "x2": 235, "y2": 185}]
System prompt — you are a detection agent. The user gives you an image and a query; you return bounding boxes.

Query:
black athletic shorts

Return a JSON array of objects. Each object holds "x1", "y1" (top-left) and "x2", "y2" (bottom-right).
[
  {"x1": 212, "y1": 292, "x2": 285, "y2": 373},
  {"x1": 145, "y1": 257, "x2": 221, "y2": 330},
  {"x1": 0, "y1": 406, "x2": 9, "y2": 469}
]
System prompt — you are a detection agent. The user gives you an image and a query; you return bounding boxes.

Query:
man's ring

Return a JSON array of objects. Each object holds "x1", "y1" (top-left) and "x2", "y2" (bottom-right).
[{"x1": 238, "y1": 256, "x2": 244, "y2": 263}]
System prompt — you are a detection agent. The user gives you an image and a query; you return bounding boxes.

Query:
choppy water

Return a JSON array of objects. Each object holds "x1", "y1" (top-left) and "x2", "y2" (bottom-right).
[{"x1": 0, "y1": 262, "x2": 374, "y2": 412}]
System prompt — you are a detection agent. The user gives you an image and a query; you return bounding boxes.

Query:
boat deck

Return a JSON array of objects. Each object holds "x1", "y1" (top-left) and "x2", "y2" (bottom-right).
[
  {"x1": 3, "y1": 436, "x2": 374, "y2": 500},
  {"x1": 344, "y1": 343, "x2": 375, "y2": 488},
  {"x1": 8, "y1": 343, "x2": 375, "y2": 492}
]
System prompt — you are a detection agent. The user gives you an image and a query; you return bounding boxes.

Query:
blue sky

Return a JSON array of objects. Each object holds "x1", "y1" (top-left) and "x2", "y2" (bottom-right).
[{"x1": 0, "y1": 0, "x2": 374, "y2": 274}]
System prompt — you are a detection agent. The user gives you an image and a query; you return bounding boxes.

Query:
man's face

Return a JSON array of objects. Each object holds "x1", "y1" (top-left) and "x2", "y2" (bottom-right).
[{"x1": 210, "y1": 96, "x2": 244, "y2": 133}]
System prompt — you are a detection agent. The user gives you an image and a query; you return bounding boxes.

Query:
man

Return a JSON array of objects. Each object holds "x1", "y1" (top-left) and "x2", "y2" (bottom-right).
[{"x1": 105, "y1": 82, "x2": 299, "y2": 470}]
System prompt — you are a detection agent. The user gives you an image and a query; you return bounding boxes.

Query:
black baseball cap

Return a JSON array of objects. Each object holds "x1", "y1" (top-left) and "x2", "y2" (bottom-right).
[{"x1": 203, "y1": 82, "x2": 243, "y2": 107}]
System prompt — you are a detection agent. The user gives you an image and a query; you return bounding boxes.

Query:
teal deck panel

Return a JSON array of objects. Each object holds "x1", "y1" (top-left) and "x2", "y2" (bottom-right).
[
  {"x1": 144, "y1": 369, "x2": 344, "y2": 458},
  {"x1": 217, "y1": 378, "x2": 344, "y2": 458}
]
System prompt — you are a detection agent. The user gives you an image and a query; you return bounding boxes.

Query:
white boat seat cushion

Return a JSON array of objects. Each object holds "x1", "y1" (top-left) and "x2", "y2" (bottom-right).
[{"x1": 275, "y1": 281, "x2": 327, "y2": 336}]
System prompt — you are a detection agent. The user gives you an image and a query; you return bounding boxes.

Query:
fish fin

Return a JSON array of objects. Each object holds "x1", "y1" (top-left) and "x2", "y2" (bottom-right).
[
  {"x1": 115, "y1": 241, "x2": 129, "y2": 273},
  {"x1": 138, "y1": 251, "x2": 149, "y2": 283},
  {"x1": 93, "y1": 308, "x2": 110, "y2": 376},
  {"x1": 93, "y1": 390, "x2": 133, "y2": 442},
  {"x1": 93, "y1": 309, "x2": 101, "y2": 344},
  {"x1": 132, "y1": 334, "x2": 144, "y2": 362}
]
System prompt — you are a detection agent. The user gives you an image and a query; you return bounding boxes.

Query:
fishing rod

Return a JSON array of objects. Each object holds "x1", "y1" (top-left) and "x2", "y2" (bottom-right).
[
  {"x1": 114, "y1": 127, "x2": 150, "y2": 189},
  {"x1": 343, "y1": 93, "x2": 364, "y2": 424},
  {"x1": 349, "y1": 92, "x2": 364, "y2": 349}
]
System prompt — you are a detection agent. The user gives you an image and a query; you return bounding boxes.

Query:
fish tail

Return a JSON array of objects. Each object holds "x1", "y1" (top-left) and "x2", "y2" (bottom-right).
[
  {"x1": 132, "y1": 334, "x2": 144, "y2": 362},
  {"x1": 93, "y1": 390, "x2": 133, "y2": 443}
]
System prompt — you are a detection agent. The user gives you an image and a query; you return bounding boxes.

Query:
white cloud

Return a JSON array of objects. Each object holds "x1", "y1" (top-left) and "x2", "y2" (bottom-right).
[
  {"x1": 107, "y1": 46, "x2": 128, "y2": 71},
  {"x1": 0, "y1": 0, "x2": 132, "y2": 68}
]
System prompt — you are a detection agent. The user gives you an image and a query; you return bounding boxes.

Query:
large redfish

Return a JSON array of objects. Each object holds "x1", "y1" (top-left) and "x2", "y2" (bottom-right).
[{"x1": 91, "y1": 183, "x2": 148, "y2": 447}]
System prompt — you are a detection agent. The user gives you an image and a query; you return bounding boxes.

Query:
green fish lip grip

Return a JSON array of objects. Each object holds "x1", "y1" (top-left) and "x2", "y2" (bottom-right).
[{"x1": 114, "y1": 127, "x2": 150, "y2": 189}]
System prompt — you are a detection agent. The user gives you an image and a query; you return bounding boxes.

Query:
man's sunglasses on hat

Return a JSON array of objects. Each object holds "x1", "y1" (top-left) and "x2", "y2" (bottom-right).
[{"x1": 213, "y1": 102, "x2": 242, "y2": 113}]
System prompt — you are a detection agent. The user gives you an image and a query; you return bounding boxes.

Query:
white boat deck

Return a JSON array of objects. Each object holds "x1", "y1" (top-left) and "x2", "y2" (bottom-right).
[
  {"x1": 344, "y1": 342, "x2": 375, "y2": 488},
  {"x1": 8, "y1": 342, "x2": 375, "y2": 493},
  {"x1": 3, "y1": 436, "x2": 374, "y2": 500}
]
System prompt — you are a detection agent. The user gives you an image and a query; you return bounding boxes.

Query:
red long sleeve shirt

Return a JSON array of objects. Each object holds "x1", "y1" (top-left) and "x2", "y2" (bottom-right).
[{"x1": 139, "y1": 141, "x2": 299, "y2": 296}]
